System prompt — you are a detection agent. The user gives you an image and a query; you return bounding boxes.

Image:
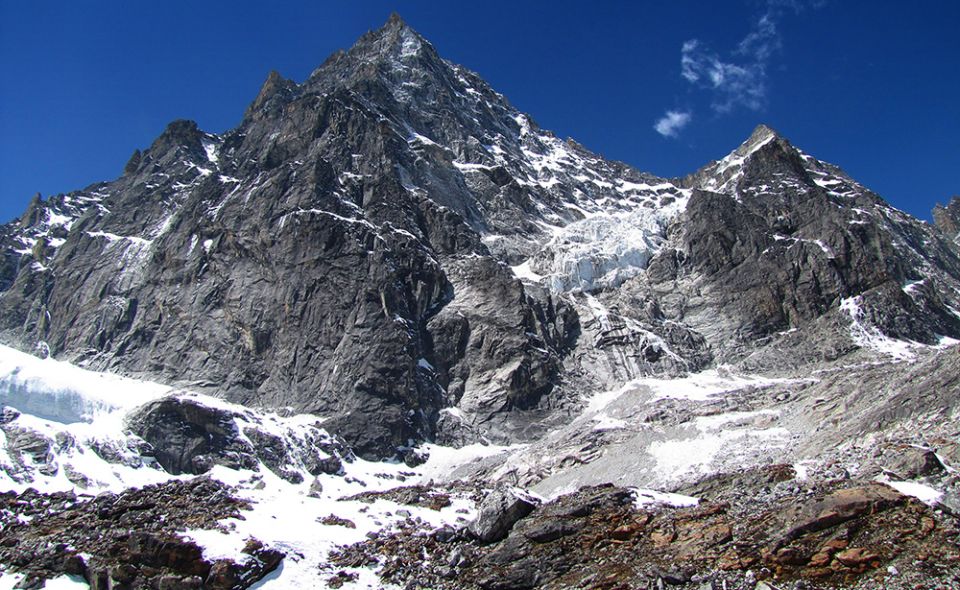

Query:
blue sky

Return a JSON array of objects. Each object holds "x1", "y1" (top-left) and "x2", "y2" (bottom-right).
[{"x1": 1, "y1": 1, "x2": 957, "y2": 223}]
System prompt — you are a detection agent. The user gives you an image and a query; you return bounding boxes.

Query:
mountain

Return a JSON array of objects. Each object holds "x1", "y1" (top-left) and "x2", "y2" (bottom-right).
[
  {"x1": 2, "y1": 14, "x2": 960, "y2": 590},
  {"x1": 2, "y1": 16, "x2": 960, "y2": 462}
]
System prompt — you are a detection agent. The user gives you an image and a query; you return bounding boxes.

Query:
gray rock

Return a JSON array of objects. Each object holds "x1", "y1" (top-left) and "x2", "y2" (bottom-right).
[
  {"x1": 883, "y1": 446, "x2": 945, "y2": 480},
  {"x1": 0, "y1": 407, "x2": 20, "y2": 424},
  {"x1": 309, "y1": 454, "x2": 344, "y2": 476},
  {"x1": 125, "y1": 397, "x2": 257, "y2": 475},
  {"x1": 307, "y1": 477, "x2": 324, "y2": 498},
  {"x1": 467, "y1": 486, "x2": 540, "y2": 544},
  {"x1": 933, "y1": 196, "x2": 960, "y2": 244}
]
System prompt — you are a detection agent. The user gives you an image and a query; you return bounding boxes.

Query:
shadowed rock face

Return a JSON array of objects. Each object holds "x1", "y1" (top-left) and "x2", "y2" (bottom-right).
[
  {"x1": 2, "y1": 16, "x2": 960, "y2": 458},
  {"x1": 0, "y1": 17, "x2": 585, "y2": 458}
]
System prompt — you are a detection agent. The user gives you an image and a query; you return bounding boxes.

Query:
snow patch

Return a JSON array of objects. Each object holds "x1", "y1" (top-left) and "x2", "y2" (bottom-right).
[
  {"x1": 632, "y1": 488, "x2": 699, "y2": 508},
  {"x1": 840, "y1": 296, "x2": 918, "y2": 360},
  {"x1": 878, "y1": 478, "x2": 944, "y2": 506},
  {"x1": 0, "y1": 344, "x2": 171, "y2": 423},
  {"x1": 202, "y1": 139, "x2": 220, "y2": 164},
  {"x1": 591, "y1": 414, "x2": 628, "y2": 431},
  {"x1": 510, "y1": 260, "x2": 544, "y2": 282},
  {"x1": 642, "y1": 370, "x2": 803, "y2": 402},
  {"x1": 648, "y1": 426, "x2": 790, "y2": 482}
]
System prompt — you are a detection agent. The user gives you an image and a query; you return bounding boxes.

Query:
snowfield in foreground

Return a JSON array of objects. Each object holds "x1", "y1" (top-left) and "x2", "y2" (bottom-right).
[{"x1": 0, "y1": 344, "x2": 512, "y2": 589}]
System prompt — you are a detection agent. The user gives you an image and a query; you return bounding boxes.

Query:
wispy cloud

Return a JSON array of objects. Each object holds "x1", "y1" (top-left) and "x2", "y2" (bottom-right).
[
  {"x1": 655, "y1": 0, "x2": 823, "y2": 134},
  {"x1": 653, "y1": 110, "x2": 693, "y2": 138},
  {"x1": 680, "y1": 37, "x2": 768, "y2": 113}
]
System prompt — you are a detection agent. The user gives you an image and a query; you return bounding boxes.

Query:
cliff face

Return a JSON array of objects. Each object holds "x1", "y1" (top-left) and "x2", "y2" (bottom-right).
[
  {"x1": 2, "y1": 16, "x2": 960, "y2": 458},
  {"x1": 933, "y1": 195, "x2": 960, "y2": 243}
]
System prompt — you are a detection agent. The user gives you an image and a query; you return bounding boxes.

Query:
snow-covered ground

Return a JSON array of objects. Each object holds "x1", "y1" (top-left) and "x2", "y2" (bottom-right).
[
  {"x1": 0, "y1": 345, "x2": 179, "y2": 493},
  {"x1": 0, "y1": 574, "x2": 88, "y2": 590},
  {"x1": 839, "y1": 296, "x2": 960, "y2": 361},
  {"x1": 0, "y1": 342, "x2": 951, "y2": 588},
  {"x1": 3, "y1": 344, "x2": 780, "y2": 588},
  {"x1": 0, "y1": 344, "x2": 510, "y2": 589},
  {"x1": 465, "y1": 369, "x2": 819, "y2": 499}
]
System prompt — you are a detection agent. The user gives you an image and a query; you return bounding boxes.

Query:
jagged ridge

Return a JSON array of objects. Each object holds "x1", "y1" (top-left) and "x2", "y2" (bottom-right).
[{"x1": 1, "y1": 15, "x2": 959, "y2": 460}]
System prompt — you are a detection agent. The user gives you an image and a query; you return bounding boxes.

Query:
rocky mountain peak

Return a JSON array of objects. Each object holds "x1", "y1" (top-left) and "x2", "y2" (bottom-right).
[
  {"x1": 384, "y1": 11, "x2": 411, "y2": 32},
  {"x1": 245, "y1": 70, "x2": 298, "y2": 120},
  {"x1": 145, "y1": 119, "x2": 206, "y2": 160},
  {"x1": 684, "y1": 123, "x2": 794, "y2": 194},
  {"x1": 746, "y1": 122, "x2": 779, "y2": 146},
  {"x1": 3, "y1": 14, "x2": 960, "y2": 463},
  {"x1": 933, "y1": 196, "x2": 960, "y2": 242},
  {"x1": 305, "y1": 13, "x2": 441, "y2": 91},
  {"x1": 365, "y1": 12, "x2": 427, "y2": 55}
]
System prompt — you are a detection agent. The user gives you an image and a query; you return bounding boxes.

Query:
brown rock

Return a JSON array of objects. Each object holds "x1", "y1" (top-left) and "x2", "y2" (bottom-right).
[
  {"x1": 835, "y1": 547, "x2": 880, "y2": 567},
  {"x1": 883, "y1": 446, "x2": 945, "y2": 479},
  {"x1": 718, "y1": 549, "x2": 757, "y2": 570},
  {"x1": 808, "y1": 551, "x2": 832, "y2": 567},
  {"x1": 822, "y1": 538, "x2": 849, "y2": 552},
  {"x1": 783, "y1": 485, "x2": 905, "y2": 542},
  {"x1": 703, "y1": 523, "x2": 733, "y2": 546},
  {"x1": 650, "y1": 530, "x2": 675, "y2": 545},
  {"x1": 807, "y1": 567, "x2": 834, "y2": 578},
  {"x1": 774, "y1": 546, "x2": 807, "y2": 565},
  {"x1": 610, "y1": 524, "x2": 639, "y2": 541},
  {"x1": 718, "y1": 550, "x2": 742, "y2": 570},
  {"x1": 319, "y1": 515, "x2": 357, "y2": 528}
]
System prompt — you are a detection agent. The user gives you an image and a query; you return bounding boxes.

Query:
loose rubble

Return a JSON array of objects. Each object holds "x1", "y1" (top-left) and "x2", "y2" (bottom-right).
[
  {"x1": 331, "y1": 470, "x2": 960, "y2": 589},
  {"x1": 0, "y1": 478, "x2": 281, "y2": 589}
]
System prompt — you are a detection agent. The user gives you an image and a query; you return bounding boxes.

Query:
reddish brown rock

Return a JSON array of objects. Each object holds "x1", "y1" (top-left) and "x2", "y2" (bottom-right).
[{"x1": 835, "y1": 547, "x2": 880, "y2": 568}]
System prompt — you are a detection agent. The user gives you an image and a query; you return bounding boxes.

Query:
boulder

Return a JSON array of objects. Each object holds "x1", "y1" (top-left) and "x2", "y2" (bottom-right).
[
  {"x1": 311, "y1": 454, "x2": 344, "y2": 476},
  {"x1": 783, "y1": 484, "x2": 905, "y2": 542},
  {"x1": 467, "y1": 486, "x2": 540, "y2": 544},
  {"x1": 126, "y1": 397, "x2": 257, "y2": 475},
  {"x1": 884, "y1": 446, "x2": 945, "y2": 480}
]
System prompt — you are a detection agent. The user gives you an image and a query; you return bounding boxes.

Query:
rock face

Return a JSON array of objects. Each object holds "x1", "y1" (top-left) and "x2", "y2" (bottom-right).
[
  {"x1": 125, "y1": 395, "x2": 353, "y2": 483},
  {"x1": 933, "y1": 195, "x2": 960, "y2": 242},
  {"x1": 127, "y1": 397, "x2": 258, "y2": 475},
  {"x1": 2, "y1": 16, "x2": 960, "y2": 458}
]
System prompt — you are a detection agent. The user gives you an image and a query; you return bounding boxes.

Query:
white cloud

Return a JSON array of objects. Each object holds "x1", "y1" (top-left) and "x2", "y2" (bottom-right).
[
  {"x1": 669, "y1": 0, "x2": 823, "y2": 117},
  {"x1": 653, "y1": 110, "x2": 693, "y2": 138},
  {"x1": 680, "y1": 39, "x2": 767, "y2": 113}
]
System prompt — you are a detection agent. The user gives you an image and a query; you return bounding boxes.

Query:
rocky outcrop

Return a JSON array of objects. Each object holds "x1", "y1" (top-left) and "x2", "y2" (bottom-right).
[
  {"x1": 332, "y1": 476, "x2": 960, "y2": 589},
  {"x1": 933, "y1": 196, "x2": 960, "y2": 242},
  {"x1": 467, "y1": 486, "x2": 541, "y2": 544},
  {"x1": 127, "y1": 397, "x2": 258, "y2": 475},
  {"x1": 619, "y1": 126, "x2": 960, "y2": 370},
  {"x1": 126, "y1": 396, "x2": 353, "y2": 483}
]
